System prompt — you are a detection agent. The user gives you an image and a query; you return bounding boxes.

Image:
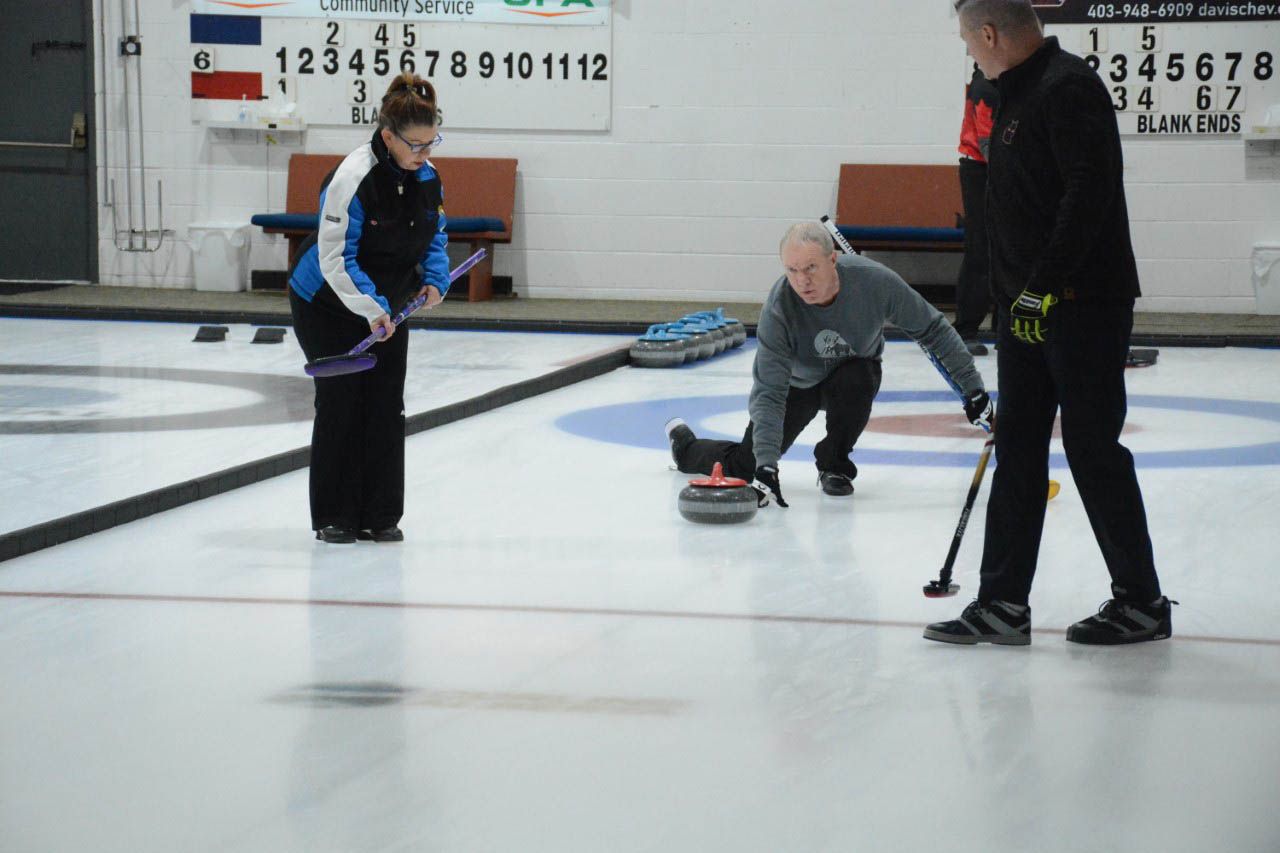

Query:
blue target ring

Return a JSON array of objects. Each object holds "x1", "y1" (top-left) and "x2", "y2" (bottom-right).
[{"x1": 555, "y1": 391, "x2": 1280, "y2": 468}]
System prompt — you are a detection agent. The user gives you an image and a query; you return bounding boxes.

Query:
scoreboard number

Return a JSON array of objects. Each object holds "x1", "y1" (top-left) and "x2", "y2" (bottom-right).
[
  {"x1": 1137, "y1": 25, "x2": 1160, "y2": 53},
  {"x1": 192, "y1": 47, "x2": 215, "y2": 74},
  {"x1": 397, "y1": 24, "x2": 419, "y2": 49},
  {"x1": 1217, "y1": 85, "x2": 1244, "y2": 112},
  {"x1": 372, "y1": 23, "x2": 393, "y2": 48},
  {"x1": 324, "y1": 20, "x2": 345, "y2": 48},
  {"x1": 1136, "y1": 84, "x2": 1158, "y2": 111},
  {"x1": 348, "y1": 78, "x2": 369, "y2": 105}
]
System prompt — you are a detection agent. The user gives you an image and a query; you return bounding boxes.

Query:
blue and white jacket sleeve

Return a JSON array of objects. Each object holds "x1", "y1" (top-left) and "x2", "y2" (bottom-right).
[
  {"x1": 422, "y1": 205, "x2": 450, "y2": 296},
  {"x1": 417, "y1": 162, "x2": 450, "y2": 296},
  {"x1": 317, "y1": 152, "x2": 390, "y2": 322}
]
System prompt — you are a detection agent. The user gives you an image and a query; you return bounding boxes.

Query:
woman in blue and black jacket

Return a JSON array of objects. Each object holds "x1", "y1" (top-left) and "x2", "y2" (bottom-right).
[{"x1": 289, "y1": 73, "x2": 450, "y2": 544}]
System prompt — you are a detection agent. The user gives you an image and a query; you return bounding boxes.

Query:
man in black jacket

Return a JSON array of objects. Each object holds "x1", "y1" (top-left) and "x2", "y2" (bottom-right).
[{"x1": 925, "y1": 0, "x2": 1175, "y2": 646}]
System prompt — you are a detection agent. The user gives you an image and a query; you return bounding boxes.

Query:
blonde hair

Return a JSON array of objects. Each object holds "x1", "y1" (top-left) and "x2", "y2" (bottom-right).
[{"x1": 779, "y1": 222, "x2": 834, "y2": 255}]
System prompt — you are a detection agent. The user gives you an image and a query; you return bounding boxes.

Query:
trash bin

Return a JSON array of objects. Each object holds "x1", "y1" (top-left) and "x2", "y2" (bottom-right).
[
  {"x1": 1253, "y1": 242, "x2": 1280, "y2": 315},
  {"x1": 189, "y1": 221, "x2": 252, "y2": 292}
]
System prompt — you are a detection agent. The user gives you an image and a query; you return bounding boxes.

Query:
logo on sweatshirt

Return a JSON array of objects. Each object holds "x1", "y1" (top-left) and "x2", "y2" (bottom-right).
[
  {"x1": 814, "y1": 330, "x2": 853, "y2": 362},
  {"x1": 1002, "y1": 119, "x2": 1019, "y2": 145}
]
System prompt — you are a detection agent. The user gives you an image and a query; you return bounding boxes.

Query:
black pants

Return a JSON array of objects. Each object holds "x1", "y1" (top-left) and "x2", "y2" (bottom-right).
[
  {"x1": 954, "y1": 158, "x2": 992, "y2": 341},
  {"x1": 290, "y1": 288, "x2": 408, "y2": 532},
  {"x1": 678, "y1": 358, "x2": 882, "y2": 481},
  {"x1": 978, "y1": 299, "x2": 1160, "y2": 605}
]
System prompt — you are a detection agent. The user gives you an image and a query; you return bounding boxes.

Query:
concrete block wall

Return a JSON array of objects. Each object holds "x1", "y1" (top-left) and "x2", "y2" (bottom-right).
[{"x1": 93, "y1": 0, "x2": 1280, "y2": 312}]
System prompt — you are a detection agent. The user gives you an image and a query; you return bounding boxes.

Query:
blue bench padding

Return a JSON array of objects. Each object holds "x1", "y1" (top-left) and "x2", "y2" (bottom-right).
[
  {"x1": 251, "y1": 213, "x2": 505, "y2": 234},
  {"x1": 250, "y1": 213, "x2": 315, "y2": 230},
  {"x1": 838, "y1": 224, "x2": 964, "y2": 243}
]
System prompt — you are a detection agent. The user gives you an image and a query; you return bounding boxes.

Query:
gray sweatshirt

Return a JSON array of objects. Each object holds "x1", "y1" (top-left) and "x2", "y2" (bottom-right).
[{"x1": 749, "y1": 254, "x2": 984, "y2": 467}]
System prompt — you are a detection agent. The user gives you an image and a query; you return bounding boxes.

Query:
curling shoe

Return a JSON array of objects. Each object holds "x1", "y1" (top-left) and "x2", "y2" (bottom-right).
[
  {"x1": 818, "y1": 470, "x2": 855, "y2": 496},
  {"x1": 316, "y1": 526, "x2": 357, "y2": 544},
  {"x1": 964, "y1": 339, "x2": 989, "y2": 357},
  {"x1": 358, "y1": 526, "x2": 404, "y2": 543},
  {"x1": 924, "y1": 599, "x2": 1031, "y2": 646},
  {"x1": 664, "y1": 417, "x2": 696, "y2": 469},
  {"x1": 1066, "y1": 597, "x2": 1177, "y2": 645}
]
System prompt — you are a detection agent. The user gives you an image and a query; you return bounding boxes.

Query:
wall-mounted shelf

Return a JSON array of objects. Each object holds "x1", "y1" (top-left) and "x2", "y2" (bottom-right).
[{"x1": 203, "y1": 117, "x2": 306, "y2": 132}]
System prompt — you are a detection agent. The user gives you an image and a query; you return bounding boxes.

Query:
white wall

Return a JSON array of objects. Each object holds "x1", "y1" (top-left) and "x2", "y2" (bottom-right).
[{"x1": 94, "y1": 0, "x2": 1280, "y2": 312}]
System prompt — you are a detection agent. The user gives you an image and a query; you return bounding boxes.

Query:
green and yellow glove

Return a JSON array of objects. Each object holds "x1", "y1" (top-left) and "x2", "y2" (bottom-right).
[{"x1": 1010, "y1": 288, "x2": 1059, "y2": 344}]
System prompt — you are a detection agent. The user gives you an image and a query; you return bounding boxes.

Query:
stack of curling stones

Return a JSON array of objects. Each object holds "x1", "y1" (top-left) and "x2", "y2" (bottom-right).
[
  {"x1": 677, "y1": 462, "x2": 758, "y2": 525},
  {"x1": 630, "y1": 308, "x2": 747, "y2": 368}
]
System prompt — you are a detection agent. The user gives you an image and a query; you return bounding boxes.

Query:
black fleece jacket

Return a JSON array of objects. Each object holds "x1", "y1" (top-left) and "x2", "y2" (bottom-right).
[{"x1": 986, "y1": 37, "x2": 1141, "y2": 307}]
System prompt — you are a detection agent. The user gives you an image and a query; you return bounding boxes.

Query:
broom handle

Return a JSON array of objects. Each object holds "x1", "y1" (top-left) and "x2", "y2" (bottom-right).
[{"x1": 349, "y1": 248, "x2": 487, "y2": 356}]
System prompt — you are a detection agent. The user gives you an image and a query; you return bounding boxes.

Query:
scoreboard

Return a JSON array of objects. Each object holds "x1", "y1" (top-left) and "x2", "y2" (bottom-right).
[
  {"x1": 189, "y1": 1, "x2": 612, "y2": 131},
  {"x1": 1035, "y1": 1, "x2": 1280, "y2": 135}
]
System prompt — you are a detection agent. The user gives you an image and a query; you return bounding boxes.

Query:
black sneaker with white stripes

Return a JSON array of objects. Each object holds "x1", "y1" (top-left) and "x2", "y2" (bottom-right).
[
  {"x1": 818, "y1": 471, "x2": 854, "y2": 496},
  {"x1": 358, "y1": 526, "x2": 404, "y2": 542},
  {"x1": 664, "y1": 417, "x2": 696, "y2": 468},
  {"x1": 1066, "y1": 597, "x2": 1177, "y2": 645},
  {"x1": 923, "y1": 599, "x2": 1031, "y2": 646},
  {"x1": 315, "y1": 525, "x2": 357, "y2": 544}
]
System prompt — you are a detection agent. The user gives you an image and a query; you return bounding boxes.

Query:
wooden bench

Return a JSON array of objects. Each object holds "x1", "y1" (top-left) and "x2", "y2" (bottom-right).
[
  {"x1": 833, "y1": 163, "x2": 965, "y2": 254},
  {"x1": 252, "y1": 153, "x2": 517, "y2": 301}
]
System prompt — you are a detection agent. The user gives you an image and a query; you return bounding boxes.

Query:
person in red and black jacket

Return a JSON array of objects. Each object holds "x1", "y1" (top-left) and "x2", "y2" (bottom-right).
[
  {"x1": 955, "y1": 63, "x2": 998, "y2": 355},
  {"x1": 288, "y1": 73, "x2": 450, "y2": 544},
  {"x1": 925, "y1": 0, "x2": 1174, "y2": 648}
]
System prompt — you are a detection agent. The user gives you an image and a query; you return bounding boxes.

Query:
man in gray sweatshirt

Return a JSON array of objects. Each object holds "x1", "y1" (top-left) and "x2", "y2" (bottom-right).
[{"x1": 667, "y1": 222, "x2": 992, "y2": 505}]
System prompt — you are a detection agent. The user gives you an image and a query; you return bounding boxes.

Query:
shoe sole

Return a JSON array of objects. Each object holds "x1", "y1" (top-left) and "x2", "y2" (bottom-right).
[
  {"x1": 1065, "y1": 628, "x2": 1170, "y2": 645},
  {"x1": 357, "y1": 531, "x2": 404, "y2": 542},
  {"x1": 666, "y1": 425, "x2": 695, "y2": 468},
  {"x1": 923, "y1": 629, "x2": 1030, "y2": 646},
  {"x1": 818, "y1": 475, "x2": 854, "y2": 496}
]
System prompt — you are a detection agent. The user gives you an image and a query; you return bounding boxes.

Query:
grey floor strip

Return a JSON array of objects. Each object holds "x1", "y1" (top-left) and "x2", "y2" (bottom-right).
[{"x1": 0, "y1": 304, "x2": 658, "y2": 335}]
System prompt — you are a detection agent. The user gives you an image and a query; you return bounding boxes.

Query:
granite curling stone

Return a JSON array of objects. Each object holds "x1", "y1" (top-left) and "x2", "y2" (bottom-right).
[
  {"x1": 683, "y1": 313, "x2": 728, "y2": 355},
  {"x1": 630, "y1": 325, "x2": 690, "y2": 368},
  {"x1": 718, "y1": 310, "x2": 747, "y2": 348},
  {"x1": 678, "y1": 463, "x2": 758, "y2": 524},
  {"x1": 667, "y1": 320, "x2": 716, "y2": 361},
  {"x1": 705, "y1": 308, "x2": 744, "y2": 349}
]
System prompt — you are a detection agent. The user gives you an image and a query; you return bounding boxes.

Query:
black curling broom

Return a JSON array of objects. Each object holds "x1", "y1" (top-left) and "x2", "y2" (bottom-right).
[
  {"x1": 922, "y1": 434, "x2": 993, "y2": 597},
  {"x1": 817, "y1": 215, "x2": 993, "y2": 599}
]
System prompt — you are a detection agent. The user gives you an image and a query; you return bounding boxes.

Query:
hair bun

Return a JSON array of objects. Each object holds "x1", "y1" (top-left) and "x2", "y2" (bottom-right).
[
  {"x1": 385, "y1": 72, "x2": 434, "y2": 103},
  {"x1": 378, "y1": 73, "x2": 440, "y2": 131}
]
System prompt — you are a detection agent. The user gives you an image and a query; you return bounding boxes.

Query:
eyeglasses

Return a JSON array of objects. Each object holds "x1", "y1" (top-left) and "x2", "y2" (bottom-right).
[{"x1": 394, "y1": 130, "x2": 442, "y2": 154}]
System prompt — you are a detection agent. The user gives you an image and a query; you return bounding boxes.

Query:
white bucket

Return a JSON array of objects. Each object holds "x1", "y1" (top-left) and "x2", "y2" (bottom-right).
[
  {"x1": 189, "y1": 222, "x2": 252, "y2": 292},
  {"x1": 1252, "y1": 242, "x2": 1280, "y2": 315}
]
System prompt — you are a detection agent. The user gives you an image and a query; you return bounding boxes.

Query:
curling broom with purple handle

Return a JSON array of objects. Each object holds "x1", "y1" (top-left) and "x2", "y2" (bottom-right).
[{"x1": 304, "y1": 248, "x2": 487, "y2": 378}]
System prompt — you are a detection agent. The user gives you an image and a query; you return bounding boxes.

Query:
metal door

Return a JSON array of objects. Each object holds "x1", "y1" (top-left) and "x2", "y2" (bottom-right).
[{"x1": 0, "y1": 0, "x2": 97, "y2": 282}]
